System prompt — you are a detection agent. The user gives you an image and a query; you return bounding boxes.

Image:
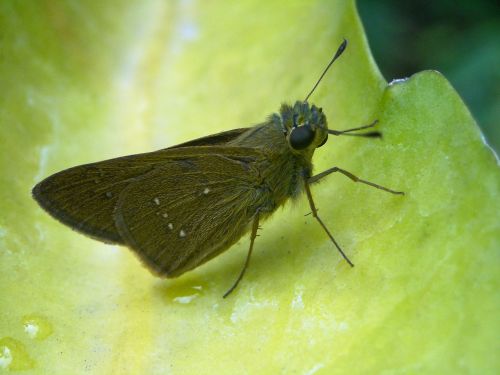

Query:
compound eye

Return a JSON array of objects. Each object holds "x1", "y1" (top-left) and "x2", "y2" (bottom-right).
[
  {"x1": 317, "y1": 134, "x2": 328, "y2": 148},
  {"x1": 289, "y1": 125, "x2": 315, "y2": 150}
]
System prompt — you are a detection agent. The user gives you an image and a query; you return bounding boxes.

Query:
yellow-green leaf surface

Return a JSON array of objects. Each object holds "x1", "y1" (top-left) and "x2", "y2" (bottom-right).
[{"x1": 1, "y1": 1, "x2": 499, "y2": 374}]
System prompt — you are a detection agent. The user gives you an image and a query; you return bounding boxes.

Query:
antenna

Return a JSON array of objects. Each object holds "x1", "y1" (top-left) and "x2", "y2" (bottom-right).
[
  {"x1": 328, "y1": 120, "x2": 382, "y2": 138},
  {"x1": 304, "y1": 39, "x2": 347, "y2": 102}
]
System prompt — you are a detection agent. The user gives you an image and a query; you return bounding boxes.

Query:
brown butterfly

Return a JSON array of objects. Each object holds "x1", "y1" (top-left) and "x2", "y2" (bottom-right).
[{"x1": 32, "y1": 40, "x2": 403, "y2": 297}]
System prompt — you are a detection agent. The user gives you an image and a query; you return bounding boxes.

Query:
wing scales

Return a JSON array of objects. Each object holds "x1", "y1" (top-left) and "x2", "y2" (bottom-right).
[{"x1": 114, "y1": 151, "x2": 263, "y2": 277}]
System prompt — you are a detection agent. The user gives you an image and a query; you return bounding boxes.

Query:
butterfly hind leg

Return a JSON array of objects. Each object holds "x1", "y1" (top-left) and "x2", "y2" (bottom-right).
[{"x1": 223, "y1": 211, "x2": 260, "y2": 298}]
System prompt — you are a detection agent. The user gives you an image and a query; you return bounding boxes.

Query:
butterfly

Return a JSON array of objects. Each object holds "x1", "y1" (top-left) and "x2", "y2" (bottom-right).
[{"x1": 32, "y1": 40, "x2": 404, "y2": 297}]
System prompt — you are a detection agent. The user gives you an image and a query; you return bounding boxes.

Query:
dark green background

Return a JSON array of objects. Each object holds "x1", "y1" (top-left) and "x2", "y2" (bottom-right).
[{"x1": 359, "y1": 0, "x2": 500, "y2": 153}]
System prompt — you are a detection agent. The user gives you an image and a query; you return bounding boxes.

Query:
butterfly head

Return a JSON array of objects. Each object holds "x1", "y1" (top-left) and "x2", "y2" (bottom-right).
[
  {"x1": 268, "y1": 40, "x2": 349, "y2": 153},
  {"x1": 274, "y1": 101, "x2": 329, "y2": 152}
]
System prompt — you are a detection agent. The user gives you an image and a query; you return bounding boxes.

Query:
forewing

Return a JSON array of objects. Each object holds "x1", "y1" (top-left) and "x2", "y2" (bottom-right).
[
  {"x1": 32, "y1": 128, "x2": 250, "y2": 245},
  {"x1": 33, "y1": 154, "x2": 159, "y2": 244},
  {"x1": 114, "y1": 150, "x2": 263, "y2": 277},
  {"x1": 167, "y1": 128, "x2": 249, "y2": 148}
]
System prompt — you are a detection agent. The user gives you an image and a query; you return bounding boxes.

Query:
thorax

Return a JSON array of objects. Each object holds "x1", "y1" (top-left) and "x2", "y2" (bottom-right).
[{"x1": 228, "y1": 122, "x2": 314, "y2": 207}]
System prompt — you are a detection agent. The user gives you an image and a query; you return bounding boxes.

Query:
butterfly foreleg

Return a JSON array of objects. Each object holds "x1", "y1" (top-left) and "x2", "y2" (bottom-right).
[
  {"x1": 308, "y1": 166, "x2": 404, "y2": 195},
  {"x1": 303, "y1": 177, "x2": 354, "y2": 267}
]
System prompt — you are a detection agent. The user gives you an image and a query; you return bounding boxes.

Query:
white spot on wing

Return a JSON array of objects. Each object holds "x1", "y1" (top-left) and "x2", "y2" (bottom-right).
[
  {"x1": 203, "y1": 187, "x2": 210, "y2": 194},
  {"x1": 153, "y1": 197, "x2": 160, "y2": 205},
  {"x1": 168, "y1": 223, "x2": 173, "y2": 230},
  {"x1": 179, "y1": 229, "x2": 186, "y2": 237}
]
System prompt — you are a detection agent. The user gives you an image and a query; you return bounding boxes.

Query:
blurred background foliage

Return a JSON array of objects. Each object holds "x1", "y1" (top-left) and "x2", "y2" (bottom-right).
[{"x1": 358, "y1": 0, "x2": 500, "y2": 153}]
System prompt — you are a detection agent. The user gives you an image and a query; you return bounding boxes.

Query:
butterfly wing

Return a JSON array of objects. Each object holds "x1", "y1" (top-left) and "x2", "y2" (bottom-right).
[
  {"x1": 167, "y1": 128, "x2": 249, "y2": 149},
  {"x1": 113, "y1": 148, "x2": 266, "y2": 277},
  {"x1": 32, "y1": 128, "x2": 250, "y2": 245},
  {"x1": 33, "y1": 154, "x2": 157, "y2": 245}
]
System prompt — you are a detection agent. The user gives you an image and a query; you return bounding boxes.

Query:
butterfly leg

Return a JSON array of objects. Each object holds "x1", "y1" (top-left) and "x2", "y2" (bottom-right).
[
  {"x1": 223, "y1": 212, "x2": 260, "y2": 298},
  {"x1": 303, "y1": 179, "x2": 354, "y2": 267},
  {"x1": 309, "y1": 166, "x2": 404, "y2": 195}
]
